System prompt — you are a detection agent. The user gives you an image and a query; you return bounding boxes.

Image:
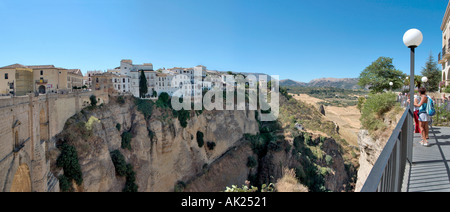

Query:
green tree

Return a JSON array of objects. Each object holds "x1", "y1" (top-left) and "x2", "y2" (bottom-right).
[
  {"x1": 358, "y1": 57, "x2": 404, "y2": 93},
  {"x1": 156, "y1": 92, "x2": 170, "y2": 108},
  {"x1": 89, "y1": 95, "x2": 97, "y2": 107},
  {"x1": 414, "y1": 75, "x2": 423, "y2": 89},
  {"x1": 421, "y1": 53, "x2": 441, "y2": 92},
  {"x1": 139, "y1": 70, "x2": 148, "y2": 98},
  {"x1": 56, "y1": 143, "x2": 83, "y2": 186}
]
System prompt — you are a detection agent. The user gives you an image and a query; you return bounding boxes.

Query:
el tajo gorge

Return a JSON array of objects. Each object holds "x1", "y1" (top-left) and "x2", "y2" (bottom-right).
[{"x1": 0, "y1": 90, "x2": 108, "y2": 192}]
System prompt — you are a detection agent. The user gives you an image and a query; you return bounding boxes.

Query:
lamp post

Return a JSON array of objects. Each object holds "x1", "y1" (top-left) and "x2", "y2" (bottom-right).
[
  {"x1": 389, "y1": 82, "x2": 393, "y2": 92},
  {"x1": 403, "y1": 28, "x2": 423, "y2": 161}
]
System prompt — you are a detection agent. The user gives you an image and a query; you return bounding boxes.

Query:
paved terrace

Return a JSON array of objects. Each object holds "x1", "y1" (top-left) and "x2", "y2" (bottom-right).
[{"x1": 404, "y1": 126, "x2": 450, "y2": 192}]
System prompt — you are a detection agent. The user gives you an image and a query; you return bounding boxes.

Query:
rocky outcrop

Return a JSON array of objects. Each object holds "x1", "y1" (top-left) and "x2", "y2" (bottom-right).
[
  {"x1": 319, "y1": 105, "x2": 326, "y2": 116},
  {"x1": 51, "y1": 96, "x2": 259, "y2": 192},
  {"x1": 51, "y1": 95, "x2": 356, "y2": 192},
  {"x1": 355, "y1": 110, "x2": 402, "y2": 191},
  {"x1": 256, "y1": 136, "x2": 352, "y2": 192}
]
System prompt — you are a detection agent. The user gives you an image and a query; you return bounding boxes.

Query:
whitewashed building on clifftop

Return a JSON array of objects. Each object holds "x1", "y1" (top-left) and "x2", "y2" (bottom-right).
[{"x1": 439, "y1": 1, "x2": 450, "y2": 87}]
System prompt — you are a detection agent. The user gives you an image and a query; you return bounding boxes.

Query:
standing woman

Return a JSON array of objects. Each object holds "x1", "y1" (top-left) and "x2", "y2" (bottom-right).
[
  {"x1": 415, "y1": 87, "x2": 429, "y2": 146},
  {"x1": 413, "y1": 93, "x2": 421, "y2": 134}
]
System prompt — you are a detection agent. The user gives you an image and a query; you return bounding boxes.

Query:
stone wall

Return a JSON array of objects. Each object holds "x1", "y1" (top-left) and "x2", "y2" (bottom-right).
[{"x1": 0, "y1": 91, "x2": 108, "y2": 192}]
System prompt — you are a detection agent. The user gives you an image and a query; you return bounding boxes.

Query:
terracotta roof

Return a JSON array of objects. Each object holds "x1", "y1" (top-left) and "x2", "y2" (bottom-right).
[
  {"x1": 67, "y1": 69, "x2": 83, "y2": 76},
  {"x1": 0, "y1": 63, "x2": 29, "y2": 69},
  {"x1": 27, "y1": 65, "x2": 56, "y2": 69},
  {"x1": 156, "y1": 73, "x2": 169, "y2": 77},
  {"x1": 130, "y1": 69, "x2": 155, "y2": 72}
]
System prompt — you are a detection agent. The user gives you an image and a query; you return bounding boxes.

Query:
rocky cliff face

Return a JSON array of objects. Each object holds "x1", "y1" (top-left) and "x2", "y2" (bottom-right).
[
  {"x1": 50, "y1": 95, "x2": 356, "y2": 192},
  {"x1": 355, "y1": 110, "x2": 402, "y2": 191},
  {"x1": 50, "y1": 96, "x2": 259, "y2": 192}
]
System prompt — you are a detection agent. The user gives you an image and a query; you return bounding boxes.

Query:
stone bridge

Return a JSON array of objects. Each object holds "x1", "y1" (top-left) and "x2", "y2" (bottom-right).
[{"x1": 0, "y1": 91, "x2": 108, "y2": 192}]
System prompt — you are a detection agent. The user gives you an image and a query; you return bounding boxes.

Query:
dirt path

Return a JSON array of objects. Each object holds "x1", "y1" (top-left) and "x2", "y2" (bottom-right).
[{"x1": 291, "y1": 94, "x2": 361, "y2": 146}]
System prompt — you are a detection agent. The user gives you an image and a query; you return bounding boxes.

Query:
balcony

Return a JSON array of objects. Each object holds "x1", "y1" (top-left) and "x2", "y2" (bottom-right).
[
  {"x1": 439, "y1": 44, "x2": 450, "y2": 64},
  {"x1": 35, "y1": 79, "x2": 48, "y2": 84}
]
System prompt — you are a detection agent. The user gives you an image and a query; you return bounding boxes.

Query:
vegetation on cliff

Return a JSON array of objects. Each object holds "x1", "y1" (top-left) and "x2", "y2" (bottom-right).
[
  {"x1": 110, "y1": 150, "x2": 138, "y2": 192},
  {"x1": 238, "y1": 91, "x2": 358, "y2": 192},
  {"x1": 359, "y1": 92, "x2": 402, "y2": 135},
  {"x1": 54, "y1": 91, "x2": 358, "y2": 192},
  {"x1": 56, "y1": 143, "x2": 83, "y2": 191}
]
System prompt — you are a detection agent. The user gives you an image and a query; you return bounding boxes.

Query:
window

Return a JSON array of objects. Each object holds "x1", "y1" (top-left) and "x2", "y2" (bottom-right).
[
  {"x1": 4, "y1": 73, "x2": 8, "y2": 79},
  {"x1": 123, "y1": 78, "x2": 125, "y2": 83},
  {"x1": 40, "y1": 70, "x2": 43, "y2": 75}
]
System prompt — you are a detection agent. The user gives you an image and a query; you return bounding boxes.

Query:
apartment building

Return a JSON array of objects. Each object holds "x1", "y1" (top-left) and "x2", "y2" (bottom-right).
[
  {"x1": 85, "y1": 70, "x2": 103, "y2": 88},
  {"x1": 130, "y1": 70, "x2": 156, "y2": 97},
  {"x1": 91, "y1": 72, "x2": 116, "y2": 94},
  {"x1": 67, "y1": 69, "x2": 84, "y2": 91},
  {"x1": 0, "y1": 64, "x2": 33, "y2": 96},
  {"x1": 0, "y1": 63, "x2": 79, "y2": 96},
  {"x1": 29, "y1": 65, "x2": 69, "y2": 94},
  {"x1": 439, "y1": 1, "x2": 450, "y2": 86}
]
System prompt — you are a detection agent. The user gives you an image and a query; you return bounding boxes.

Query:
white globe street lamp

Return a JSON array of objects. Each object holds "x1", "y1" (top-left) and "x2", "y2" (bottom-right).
[
  {"x1": 403, "y1": 29, "x2": 423, "y2": 48},
  {"x1": 403, "y1": 28, "x2": 423, "y2": 160},
  {"x1": 422, "y1": 76, "x2": 428, "y2": 90}
]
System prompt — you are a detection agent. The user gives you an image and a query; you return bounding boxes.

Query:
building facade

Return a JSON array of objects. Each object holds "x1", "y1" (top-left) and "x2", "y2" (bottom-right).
[
  {"x1": 92, "y1": 72, "x2": 116, "y2": 94},
  {"x1": 130, "y1": 70, "x2": 156, "y2": 97},
  {"x1": 29, "y1": 65, "x2": 69, "y2": 94},
  {"x1": 439, "y1": 1, "x2": 450, "y2": 87},
  {"x1": 84, "y1": 70, "x2": 103, "y2": 88},
  {"x1": 0, "y1": 64, "x2": 81, "y2": 96},
  {"x1": 67, "y1": 69, "x2": 84, "y2": 91},
  {"x1": 0, "y1": 64, "x2": 34, "y2": 96}
]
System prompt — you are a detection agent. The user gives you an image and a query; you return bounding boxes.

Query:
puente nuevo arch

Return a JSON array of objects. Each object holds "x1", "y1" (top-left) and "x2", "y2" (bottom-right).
[{"x1": 0, "y1": 91, "x2": 108, "y2": 192}]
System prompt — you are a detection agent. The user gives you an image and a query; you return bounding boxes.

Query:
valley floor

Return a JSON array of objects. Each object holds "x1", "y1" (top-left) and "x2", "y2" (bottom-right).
[{"x1": 291, "y1": 93, "x2": 361, "y2": 147}]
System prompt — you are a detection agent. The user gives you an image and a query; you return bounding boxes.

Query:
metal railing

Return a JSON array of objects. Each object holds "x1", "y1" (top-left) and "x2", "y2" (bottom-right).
[{"x1": 360, "y1": 107, "x2": 413, "y2": 192}]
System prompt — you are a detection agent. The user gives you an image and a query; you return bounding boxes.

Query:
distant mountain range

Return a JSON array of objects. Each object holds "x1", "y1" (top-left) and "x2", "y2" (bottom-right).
[
  {"x1": 213, "y1": 70, "x2": 361, "y2": 90},
  {"x1": 280, "y1": 78, "x2": 361, "y2": 90}
]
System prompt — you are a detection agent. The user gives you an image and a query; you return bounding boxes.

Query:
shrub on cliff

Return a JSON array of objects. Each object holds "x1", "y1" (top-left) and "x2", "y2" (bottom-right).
[
  {"x1": 110, "y1": 150, "x2": 138, "y2": 192},
  {"x1": 57, "y1": 143, "x2": 83, "y2": 186},
  {"x1": 173, "y1": 108, "x2": 190, "y2": 128},
  {"x1": 156, "y1": 92, "x2": 170, "y2": 108},
  {"x1": 206, "y1": 141, "x2": 216, "y2": 150},
  {"x1": 174, "y1": 181, "x2": 186, "y2": 192},
  {"x1": 123, "y1": 164, "x2": 138, "y2": 192},
  {"x1": 121, "y1": 131, "x2": 133, "y2": 150},
  {"x1": 89, "y1": 95, "x2": 97, "y2": 107},
  {"x1": 246, "y1": 156, "x2": 257, "y2": 168},
  {"x1": 117, "y1": 96, "x2": 125, "y2": 105},
  {"x1": 110, "y1": 150, "x2": 127, "y2": 176},
  {"x1": 134, "y1": 98, "x2": 153, "y2": 120},
  {"x1": 360, "y1": 92, "x2": 399, "y2": 133},
  {"x1": 196, "y1": 131, "x2": 204, "y2": 148},
  {"x1": 58, "y1": 175, "x2": 71, "y2": 192}
]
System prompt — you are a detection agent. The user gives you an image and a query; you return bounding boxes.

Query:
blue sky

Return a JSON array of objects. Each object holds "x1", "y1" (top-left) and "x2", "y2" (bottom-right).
[{"x1": 0, "y1": 0, "x2": 447, "y2": 82}]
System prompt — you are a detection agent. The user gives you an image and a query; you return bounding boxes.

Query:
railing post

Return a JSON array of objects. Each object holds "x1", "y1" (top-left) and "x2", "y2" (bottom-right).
[
  {"x1": 394, "y1": 137, "x2": 401, "y2": 192},
  {"x1": 407, "y1": 109, "x2": 413, "y2": 163}
]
